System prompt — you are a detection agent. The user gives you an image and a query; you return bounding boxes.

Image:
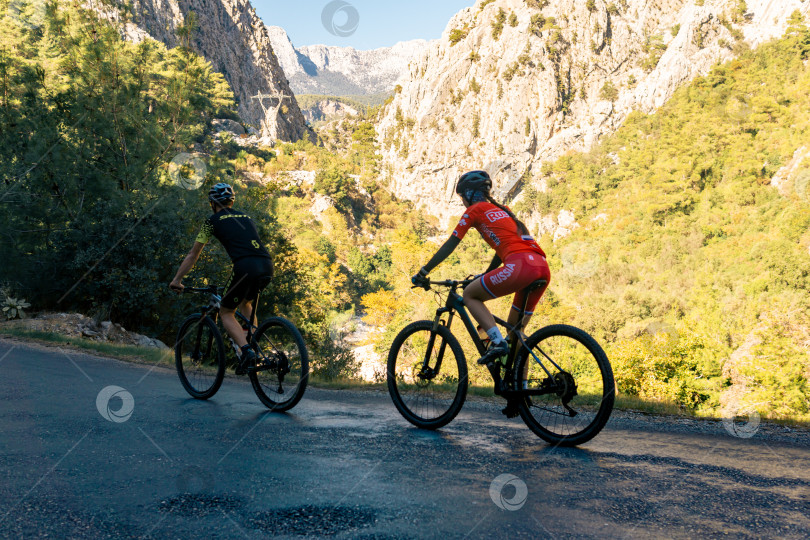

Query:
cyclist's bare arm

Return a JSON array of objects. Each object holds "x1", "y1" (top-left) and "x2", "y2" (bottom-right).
[{"x1": 170, "y1": 242, "x2": 205, "y2": 291}]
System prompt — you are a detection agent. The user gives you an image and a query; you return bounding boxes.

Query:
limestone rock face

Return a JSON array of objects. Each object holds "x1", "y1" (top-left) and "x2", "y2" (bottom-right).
[
  {"x1": 106, "y1": 0, "x2": 314, "y2": 142},
  {"x1": 267, "y1": 26, "x2": 431, "y2": 96},
  {"x1": 377, "y1": 0, "x2": 810, "y2": 225},
  {"x1": 300, "y1": 98, "x2": 360, "y2": 124}
]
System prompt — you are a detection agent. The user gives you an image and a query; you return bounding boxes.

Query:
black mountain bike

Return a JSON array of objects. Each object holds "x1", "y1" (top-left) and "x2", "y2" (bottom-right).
[
  {"x1": 387, "y1": 278, "x2": 615, "y2": 446},
  {"x1": 174, "y1": 285, "x2": 308, "y2": 411}
]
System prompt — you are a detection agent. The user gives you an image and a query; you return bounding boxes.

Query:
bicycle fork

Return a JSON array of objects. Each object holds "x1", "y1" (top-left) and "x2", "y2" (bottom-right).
[{"x1": 422, "y1": 309, "x2": 453, "y2": 378}]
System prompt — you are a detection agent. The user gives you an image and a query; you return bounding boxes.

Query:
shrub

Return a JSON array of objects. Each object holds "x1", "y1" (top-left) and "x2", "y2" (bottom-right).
[
  {"x1": 492, "y1": 8, "x2": 507, "y2": 40},
  {"x1": 449, "y1": 27, "x2": 469, "y2": 45},
  {"x1": 600, "y1": 80, "x2": 619, "y2": 102}
]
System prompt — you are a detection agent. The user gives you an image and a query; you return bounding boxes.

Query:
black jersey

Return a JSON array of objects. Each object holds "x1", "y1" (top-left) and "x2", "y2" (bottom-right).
[{"x1": 195, "y1": 208, "x2": 271, "y2": 263}]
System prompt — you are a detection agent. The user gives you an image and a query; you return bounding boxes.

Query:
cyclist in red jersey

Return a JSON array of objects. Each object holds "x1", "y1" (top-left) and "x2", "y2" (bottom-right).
[{"x1": 412, "y1": 170, "x2": 551, "y2": 368}]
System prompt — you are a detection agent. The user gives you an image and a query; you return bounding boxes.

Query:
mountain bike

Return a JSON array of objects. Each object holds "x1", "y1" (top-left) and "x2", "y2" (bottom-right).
[
  {"x1": 174, "y1": 285, "x2": 308, "y2": 411},
  {"x1": 387, "y1": 278, "x2": 614, "y2": 446}
]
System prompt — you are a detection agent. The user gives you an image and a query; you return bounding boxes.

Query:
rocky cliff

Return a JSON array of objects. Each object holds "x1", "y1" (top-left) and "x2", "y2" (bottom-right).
[
  {"x1": 267, "y1": 26, "x2": 430, "y2": 97},
  {"x1": 102, "y1": 0, "x2": 314, "y2": 142},
  {"x1": 299, "y1": 98, "x2": 361, "y2": 124},
  {"x1": 377, "y1": 0, "x2": 810, "y2": 224}
]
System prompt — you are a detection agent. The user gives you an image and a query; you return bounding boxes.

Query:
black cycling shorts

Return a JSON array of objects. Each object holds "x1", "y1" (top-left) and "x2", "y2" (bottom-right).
[{"x1": 222, "y1": 256, "x2": 273, "y2": 310}]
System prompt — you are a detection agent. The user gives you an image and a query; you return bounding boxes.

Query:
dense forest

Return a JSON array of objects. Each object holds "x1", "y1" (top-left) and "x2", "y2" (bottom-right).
[
  {"x1": 0, "y1": 1, "x2": 428, "y2": 379},
  {"x1": 2, "y1": 2, "x2": 809, "y2": 420}
]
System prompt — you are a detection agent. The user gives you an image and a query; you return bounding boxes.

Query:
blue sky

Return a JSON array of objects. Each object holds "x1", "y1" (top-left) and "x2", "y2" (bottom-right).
[{"x1": 253, "y1": 0, "x2": 476, "y2": 50}]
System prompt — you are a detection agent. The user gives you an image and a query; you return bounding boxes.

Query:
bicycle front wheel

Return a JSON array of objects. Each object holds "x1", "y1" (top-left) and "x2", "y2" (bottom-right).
[
  {"x1": 175, "y1": 314, "x2": 226, "y2": 399},
  {"x1": 513, "y1": 325, "x2": 614, "y2": 446},
  {"x1": 387, "y1": 321, "x2": 468, "y2": 429},
  {"x1": 249, "y1": 317, "x2": 309, "y2": 411}
]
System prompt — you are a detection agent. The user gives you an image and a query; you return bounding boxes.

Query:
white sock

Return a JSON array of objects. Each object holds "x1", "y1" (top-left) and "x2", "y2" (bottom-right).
[{"x1": 486, "y1": 327, "x2": 505, "y2": 344}]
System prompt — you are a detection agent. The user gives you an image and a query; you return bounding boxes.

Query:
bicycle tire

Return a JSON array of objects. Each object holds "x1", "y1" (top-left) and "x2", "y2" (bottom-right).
[
  {"x1": 249, "y1": 317, "x2": 309, "y2": 411},
  {"x1": 513, "y1": 324, "x2": 614, "y2": 446},
  {"x1": 387, "y1": 321, "x2": 468, "y2": 430},
  {"x1": 175, "y1": 314, "x2": 226, "y2": 399}
]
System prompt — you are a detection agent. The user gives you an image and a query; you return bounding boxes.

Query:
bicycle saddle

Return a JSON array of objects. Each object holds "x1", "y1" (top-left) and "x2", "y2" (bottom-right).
[{"x1": 526, "y1": 279, "x2": 548, "y2": 291}]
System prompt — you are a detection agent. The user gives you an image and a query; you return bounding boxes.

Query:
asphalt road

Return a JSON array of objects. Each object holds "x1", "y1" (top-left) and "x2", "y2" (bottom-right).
[{"x1": 0, "y1": 339, "x2": 808, "y2": 539}]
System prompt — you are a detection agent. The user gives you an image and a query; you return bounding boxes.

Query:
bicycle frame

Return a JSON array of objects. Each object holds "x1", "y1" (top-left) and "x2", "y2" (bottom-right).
[
  {"x1": 429, "y1": 281, "x2": 523, "y2": 372},
  {"x1": 425, "y1": 280, "x2": 562, "y2": 394},
  {"x1": 188, "y1": 288, "x2": 259, "y2": 338}
]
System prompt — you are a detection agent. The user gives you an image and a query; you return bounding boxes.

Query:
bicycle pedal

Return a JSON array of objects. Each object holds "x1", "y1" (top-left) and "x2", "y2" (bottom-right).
[{"x1": 501, "y1": 404, "x2": 520, "y2": 419}]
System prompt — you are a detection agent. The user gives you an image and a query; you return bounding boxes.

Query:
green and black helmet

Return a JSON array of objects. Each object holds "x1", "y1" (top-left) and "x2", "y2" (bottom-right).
[{"x1": 208, "y1": 183, "x2": 235, "y2": 204}]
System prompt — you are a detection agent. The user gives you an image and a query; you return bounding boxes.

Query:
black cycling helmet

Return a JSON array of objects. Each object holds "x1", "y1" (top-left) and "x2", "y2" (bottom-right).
[
  {"x1": 208, "y1": 183, "x2": 235, "y2": 204},
  {"x1": 455, "y1": 170, "x2": 492, "y2": 202}
]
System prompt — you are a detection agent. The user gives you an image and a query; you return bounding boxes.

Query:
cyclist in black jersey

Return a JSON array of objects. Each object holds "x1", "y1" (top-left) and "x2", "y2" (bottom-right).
[{"x1": 170, "y1": 183, "x2": 273, "y2": 374}]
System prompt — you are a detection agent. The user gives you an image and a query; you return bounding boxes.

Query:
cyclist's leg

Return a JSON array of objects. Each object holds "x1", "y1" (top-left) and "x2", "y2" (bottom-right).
[
  {"x1": 221, "y1": 265, "x2": 252, "y2": 347},
  {"x1": 221, "y1": 307, "x2": 248, "y2": 347},
  {"x1": 239, "y1": 299, "x2": 254, "y2": 325},
  {"x1": 462, "y1": 279, "x2": 498, "y2": 330},
  {"x1": 506, "y1": 256, "x2": 550, "y2": 331},
  {"x1": 240, "y1": 261, "x2": 272, "y2": 330}
]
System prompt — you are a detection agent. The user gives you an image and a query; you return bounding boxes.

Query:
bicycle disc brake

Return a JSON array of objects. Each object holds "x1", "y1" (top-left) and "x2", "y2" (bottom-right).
[
  {"x1": 554, "y1": 371, "x2": 579, "y2": 417},
  {"x1": 411, "y1": 362, "x2": 436, "y2": 388}
]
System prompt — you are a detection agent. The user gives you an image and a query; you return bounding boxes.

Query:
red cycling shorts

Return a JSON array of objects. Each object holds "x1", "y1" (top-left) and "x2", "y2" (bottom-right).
[{"x1": 480, "y1": 251, "x2": 551, "y2": 314}]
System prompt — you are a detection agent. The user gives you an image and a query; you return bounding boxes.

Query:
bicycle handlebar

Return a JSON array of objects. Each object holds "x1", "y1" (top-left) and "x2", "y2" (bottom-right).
[
  {"x1": 181, "y1": 285, "x2": 223, "y2": 295},
  {"x1": 411, "y1": 278, "x2": 476, "y2": 291}
]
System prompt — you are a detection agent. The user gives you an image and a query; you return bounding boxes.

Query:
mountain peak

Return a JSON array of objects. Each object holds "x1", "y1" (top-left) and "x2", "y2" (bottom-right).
[{"x1": 267, "y1": 26, "x2": 432, "y2": 97}]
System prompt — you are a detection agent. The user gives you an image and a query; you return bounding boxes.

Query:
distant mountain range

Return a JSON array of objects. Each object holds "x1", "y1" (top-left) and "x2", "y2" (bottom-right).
[{"x1": 267, "y1": 26, "x2": 431, "y2": 98}]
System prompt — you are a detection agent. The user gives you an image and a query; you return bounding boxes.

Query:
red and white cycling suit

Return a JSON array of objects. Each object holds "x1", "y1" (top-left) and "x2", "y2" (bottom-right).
[{"x1": 452, "y1": 202, "x2": 551, "y2": 314}]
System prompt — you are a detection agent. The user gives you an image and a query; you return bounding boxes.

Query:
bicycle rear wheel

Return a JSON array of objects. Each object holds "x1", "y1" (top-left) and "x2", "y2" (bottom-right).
[
  {"x1": 513, "y1": 325, "x2": 614, "y2": 446},
  {"x1": 387, "y1": 321, "x2": 468, "y2": 429},
  {"x1": 249, "y1": 317, "x2": 309, "y2": 411},
  {"x1": 175, "y1": 314, "x2": 226, "y2": 399}
]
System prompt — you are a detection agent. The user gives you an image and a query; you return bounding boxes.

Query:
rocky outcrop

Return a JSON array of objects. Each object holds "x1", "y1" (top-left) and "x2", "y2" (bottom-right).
[
  {"x1": 771, "y1": 146, "x2": 809, "y2": 197},
  {"x1": 11, "y1": 313, "x2": 169, "y2": 349},
  {"x1": 102, "y1": 0, "x2": 314, "y2": 142},
  {"x1": 377, "y1": 0, "x2": 810, "y2": 225},
  {"x1": 268, "y1": 26, "x2": 430, "y2": 97},
  {"x1": 300, "y1": 98, "x2": 360, "y2": 124}
]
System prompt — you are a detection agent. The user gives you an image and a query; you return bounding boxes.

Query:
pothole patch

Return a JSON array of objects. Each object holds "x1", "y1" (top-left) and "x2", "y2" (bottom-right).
[
  {"x1": 158, "y1": 494, "x2": 243, "y2": 517},
  {"x1": 248, "y1": 505, "x2": 376, "y2": 536}
]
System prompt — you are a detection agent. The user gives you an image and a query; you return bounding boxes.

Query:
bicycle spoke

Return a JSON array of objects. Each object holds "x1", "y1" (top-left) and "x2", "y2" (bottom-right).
[
  {"x1": 387, "y1": 321, "x2": 468, "y2": 429},
  {"x1": 249, "y1": 318, "x2": 308, "y2": 411},
  {"x1": 175, "y1": 315, "x2": 225, "y2": 399},
  {"x1": 514, "y1": 325, "x2": 614, "y2": 446}
]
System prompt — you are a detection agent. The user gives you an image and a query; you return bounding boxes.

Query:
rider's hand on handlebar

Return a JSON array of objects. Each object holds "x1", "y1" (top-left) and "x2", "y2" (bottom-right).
[
  {"x1": 169, "y1": 279, "x2": 185, "y2": 293},
  {"x1": 411, "y1": 267, "x2": 430, "y2": 290}
]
